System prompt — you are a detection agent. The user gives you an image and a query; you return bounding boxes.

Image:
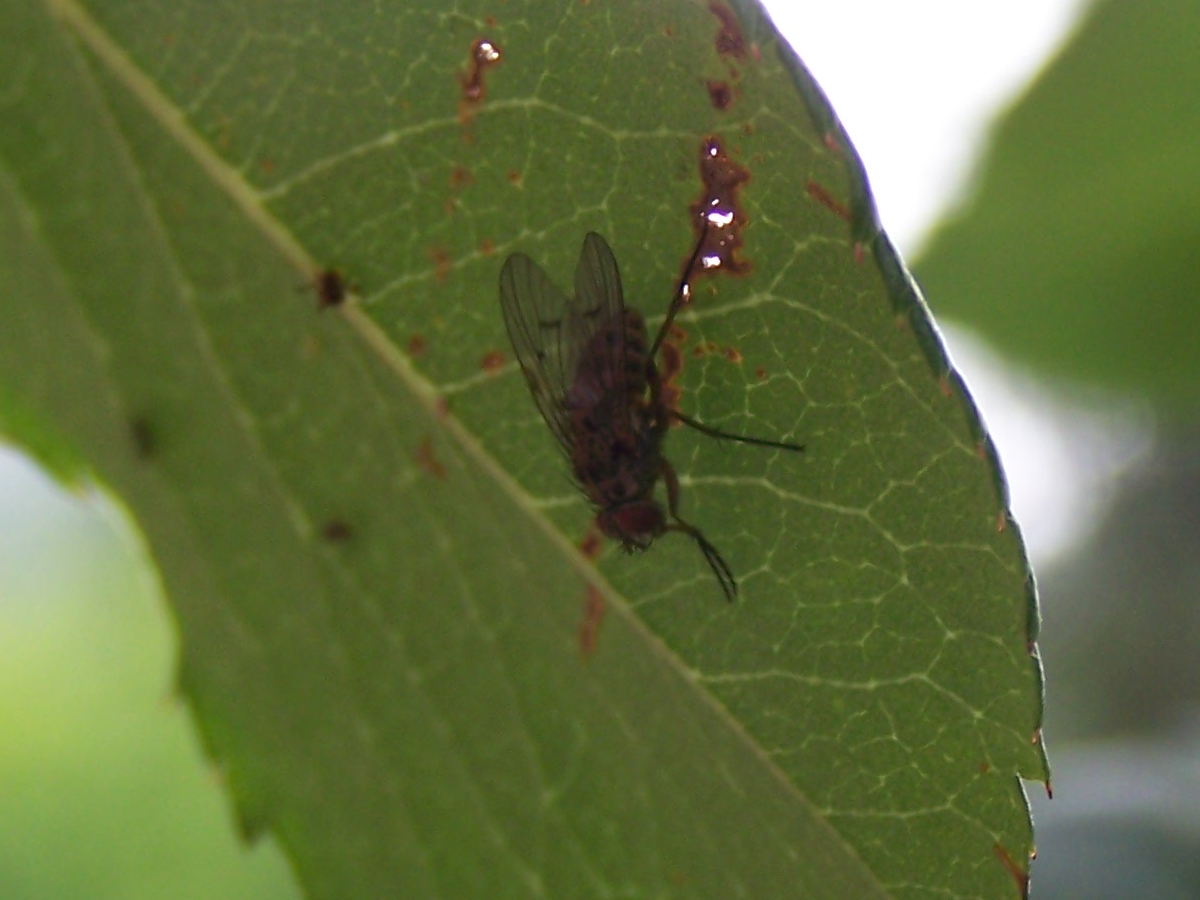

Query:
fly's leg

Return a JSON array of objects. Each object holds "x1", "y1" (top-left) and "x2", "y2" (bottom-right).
[
  {"x1": 648, "y1": 222, "x2": 712, "y2": 360},
  {"x1": 672, "y1": 410, "x2": 806, "y2": 453},
  {"x1": 660, "y1": 458, "x2": 737, "y2": 601}
]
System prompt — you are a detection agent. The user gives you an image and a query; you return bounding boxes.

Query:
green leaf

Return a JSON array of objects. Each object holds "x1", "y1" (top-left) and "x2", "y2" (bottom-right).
[
  {"x1": 1, "y1": 0, "x2": 1045, "y2": 896},
  {"x1": 915, "y1": 0, "x2": 1200, "y2": 412}
]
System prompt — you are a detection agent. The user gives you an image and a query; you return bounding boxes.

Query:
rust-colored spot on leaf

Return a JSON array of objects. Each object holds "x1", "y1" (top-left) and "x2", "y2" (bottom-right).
[
  {"x1": 579, "y1": 528, "x2": 603, "y2": 560},
  {"x1": 481, "y1": 349, "x2": 505, "y2": 373},
  {"x1": 458, "y1": 38, "x2": 502, "y2": 127},
  {"x1": 259, "y1": 157, "x2": 276, "y2": 175},
  {"x1": 938, "y1": 374, "x2": 953, "y2": 397},
  {"x1": 506, "y1": 169, "x2": 523, "y2": 187},
  {"x1": 578, "y1": 584, "x2": 607, "y2": 658},
  {"x1": 691, "y1": 136, "x2": 751, "y2": 277},
  {"x1": 660, "y1": 336, "x2": 685, "y2": 417},
  {"x1": 449, "y1": 165, "x2": 473, "y2": 188},
  {"x1": 428, "y1": 246, "x2": 451, "y2": 283},
  {"x1": 723, "y1": 346, "x2": 743, "y2": 364},
  {"x1": 709, "y1": 2, "x2": 747, "y2": 60},
  {"x1": 415, "y1": 437, "x2": 447, "y2": 480},
  {"x1": 435, "y1": 395, "x2": 450, "y2": 418},
  {"x1": 805, "y1": 180, "x2": 852, "y2": 222},
  {"x1": 979, "y1": 761, "x2": 992, "y2": 774},
  {"x1": 321, "y1": 519, "x2": 353, "y2": 543},
  {"x1": 480, "y1": 237, "x2": 495, "y2": 256},
  {"x1": 992, "y1": 844, "x2": 1030, "y2": 900},
  {"x1": 754, "y1": 366, "x2": 767, "y2": 381},
  {"x1": 407, "y1": 334, "x2": 426, "y2": 357},
  {"x1": 706, "y1": 79, "x2": 733, "y2": 110}
]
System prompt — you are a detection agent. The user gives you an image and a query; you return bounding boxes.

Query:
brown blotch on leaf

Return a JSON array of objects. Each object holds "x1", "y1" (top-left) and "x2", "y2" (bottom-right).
[
  {"x1": 458, "y1": 38, "x2": 502, "y2": 127},
  {"x1": 480, "y1": 237, "x2": 496, "y2": 256},
  {"x1": 709, "y1": 2, "x2": 747, "y2": 60},
  {"x1": 578, "y1": 584, "x2": 607, "y2": 658},
  {"x1": 723, "y1": 346, "x2": 743, "y2": 364},
  {"x1": 314, "y1": 268, "x2": 348, "y2": 309},
  {"x1": 805, "y1": 180, "x2": 852, "y2": 222},
  {"x1": 415, "y1": 437, "x2": 447, "y2": 480},
  {"x1": 321, "y1": 519, "x2": 353, "y2": 543},
  {"x1": 481, "y1": 349, "x2": 505, "y2": 373},
  {"x1": 706, "y1": 80, "x2": 733, "y2": 110},
  {"x1": 407, "y1": 334, "x2": 427, "y2": 358},
  {"x1": 506, "y1": 169, "x2": 523, "y2": 188},
  {"x1": 129, "y1": 416, "x2": 157, "y2": 459},
  {"x1": 754, "y1": 366, "x2": 767, "y2": 381},
  {"x1": 449, "y1": 165, "x2": 474, "y2": 189},
  {"x1": 691, "y1": 136, "x2": 751, "y2": 277}
]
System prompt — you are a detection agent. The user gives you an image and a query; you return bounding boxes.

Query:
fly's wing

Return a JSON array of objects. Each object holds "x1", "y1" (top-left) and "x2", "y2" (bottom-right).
[
  {"x1": 570, "y1": 232, "x2": 628, "y2": 400},
  {"x1": 499, "y1": 252, "x2": 579, "y2": 453}
]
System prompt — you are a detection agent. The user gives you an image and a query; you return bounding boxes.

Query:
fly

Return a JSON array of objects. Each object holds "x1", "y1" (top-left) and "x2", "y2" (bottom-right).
[{"x1": 499, "y1": 229, "x2": 803, "y2": 600}]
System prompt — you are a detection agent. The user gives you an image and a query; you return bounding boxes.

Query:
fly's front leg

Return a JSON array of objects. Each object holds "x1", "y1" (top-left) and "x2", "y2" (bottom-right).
[{"x1": 660, "y1": 458, "x2": 737, "y2": 601}]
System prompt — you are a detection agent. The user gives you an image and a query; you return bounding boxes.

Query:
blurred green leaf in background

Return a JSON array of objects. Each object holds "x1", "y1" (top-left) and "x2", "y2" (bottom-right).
[
  {"x1": 913, "y1": 1, "x2": 1200, "y2": 896},
  {"x1": 0, "y1": 451, "x2": 300, "y2": 900}
]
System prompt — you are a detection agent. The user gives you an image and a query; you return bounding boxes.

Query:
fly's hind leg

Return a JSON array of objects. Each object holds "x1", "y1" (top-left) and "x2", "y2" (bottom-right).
[{"x1": 660, "y1": 458, "x2": 737, "y2": 601}]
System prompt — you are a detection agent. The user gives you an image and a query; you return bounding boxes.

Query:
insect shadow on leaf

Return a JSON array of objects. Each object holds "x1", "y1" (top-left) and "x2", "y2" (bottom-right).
[{"x1": 499, "y1": 227, "x2": 804, "y2": 601}]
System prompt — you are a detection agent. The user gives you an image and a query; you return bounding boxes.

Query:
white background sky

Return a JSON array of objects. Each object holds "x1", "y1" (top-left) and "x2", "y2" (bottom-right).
[{"x1": 762, "y1": 0, "x2": 1089, "y2": 253}]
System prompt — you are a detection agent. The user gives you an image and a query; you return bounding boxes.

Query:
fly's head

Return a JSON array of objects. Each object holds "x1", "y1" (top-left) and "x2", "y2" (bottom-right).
[{"x1": 596, "y1": 500, "x2": 666, "y2": 554}]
